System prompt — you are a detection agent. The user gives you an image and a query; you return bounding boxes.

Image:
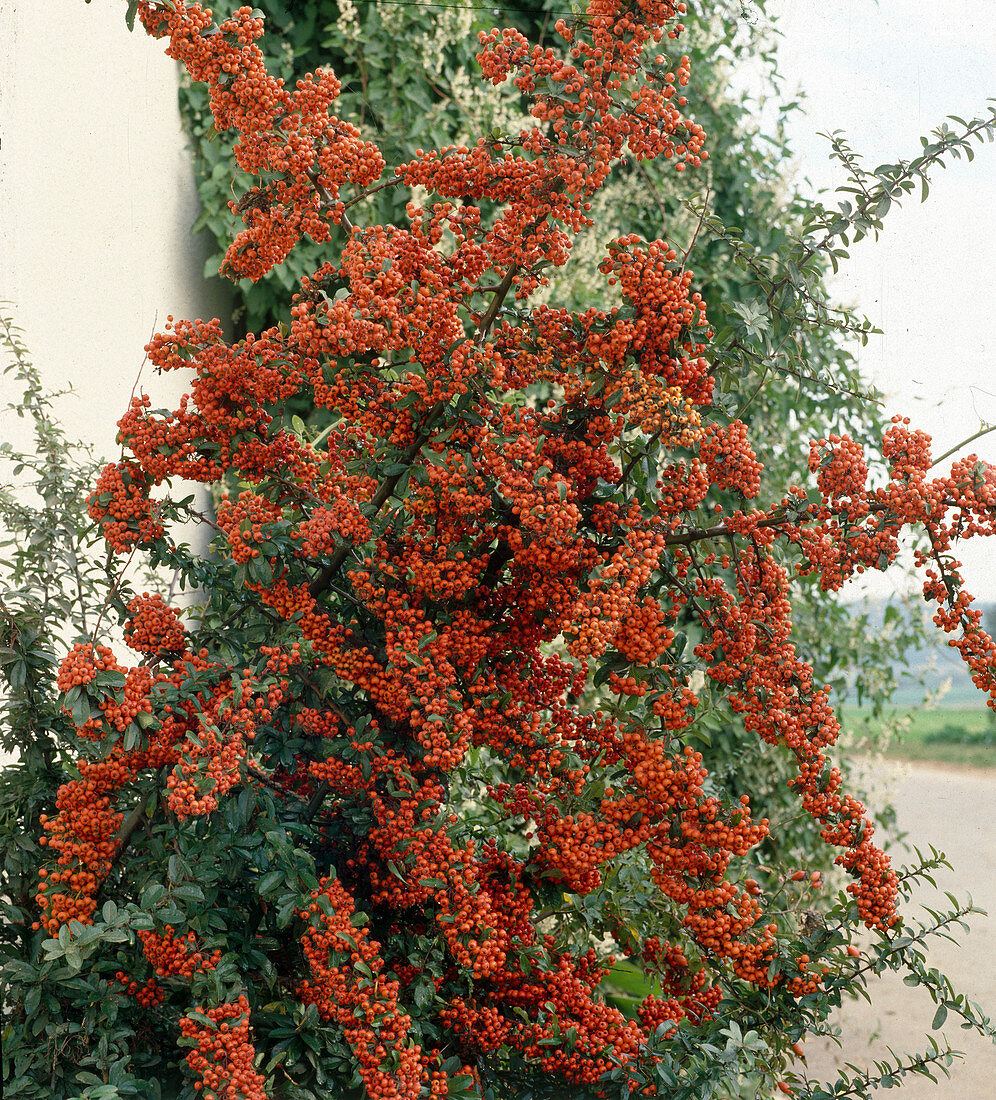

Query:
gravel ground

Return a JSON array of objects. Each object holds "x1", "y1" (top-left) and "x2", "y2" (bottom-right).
[{"x1": 800, "y1": 761, "x2": 996, "y2": 1098}]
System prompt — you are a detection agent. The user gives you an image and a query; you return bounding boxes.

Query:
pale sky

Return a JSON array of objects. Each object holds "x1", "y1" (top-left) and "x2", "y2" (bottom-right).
[{"x1": 739, "y1": 0, "x2": 996, "y2": 601}]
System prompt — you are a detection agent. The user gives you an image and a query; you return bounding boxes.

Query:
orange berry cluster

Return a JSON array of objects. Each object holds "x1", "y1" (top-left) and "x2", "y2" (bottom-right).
[
  {"x1": 795, "y1": 419, "x2": 996, "y2": 709},
  {"x1": 35, "y1": 755, "x2": 165, "y2": 934},
  {"x1": 57, "y1": 641, "x2": 119, "y2": 693},
  {"x1": 125, "y1": 592, "x2": 187, "y2": 655},
  {"x1": 639, "y1": 941, "x2": 720, "y2": 1027},
  {"x1": 298, "y1": 877, "x2": 422, "y2": 1100},
  {"x1": 87, "y1": 459, "x2": 164, "y2": 554},
  {"x1": 699, "y1": 420, "x2": 762, "y2": 499},
  {"x1": 38, "y1": 639, "x2": 296, "y2": 934},
  {"x1": 178, "y1": 995, "x2": 266, "y2": 1100},
  {"x1": 438, "y1": 941, "x2": 650, "y2": 1086},
  {"x1": 134, "y1": 2, "x2": 383, "y2": 281},
  {"x1": 115, "y1": 971, "x2": 167, "y2": 1007},
  {"x1": 164, "y1": 676, "x2": 260, "y2": 819},
  {"x1": 139, "y1": 926, "x2": 222, "y2": 979},
  {"x1": 35, "y1": 748, "x2": 132, "y2": 933},
  {"x1": 57, "y1": 641, "x2": 155, "y2": 740}
]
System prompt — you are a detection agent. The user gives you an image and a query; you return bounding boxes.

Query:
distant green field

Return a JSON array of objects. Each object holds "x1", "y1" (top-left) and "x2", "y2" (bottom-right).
[{"x1": 840, "y1": 705, "x2": 996, "y2": 768}]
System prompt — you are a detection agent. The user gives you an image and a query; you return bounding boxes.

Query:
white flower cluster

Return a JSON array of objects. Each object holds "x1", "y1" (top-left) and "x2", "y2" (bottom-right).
[{"x1": 331, "y1": 0, "x2": 362, "y2": 41}]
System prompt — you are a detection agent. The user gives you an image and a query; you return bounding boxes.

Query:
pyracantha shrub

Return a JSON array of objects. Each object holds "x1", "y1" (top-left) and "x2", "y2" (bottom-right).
[{"x1": 7, "y1": 2, "x2": 996, "y2": 1098}]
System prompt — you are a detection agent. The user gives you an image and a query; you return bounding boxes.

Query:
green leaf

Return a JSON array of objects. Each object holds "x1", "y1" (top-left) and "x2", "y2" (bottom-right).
[
  {"x1": 23, "y1": 985, "x2": 41, "y2": 1017},
  {"x1": 259, "y1": 870, "x2": 285, "y2": 895}
]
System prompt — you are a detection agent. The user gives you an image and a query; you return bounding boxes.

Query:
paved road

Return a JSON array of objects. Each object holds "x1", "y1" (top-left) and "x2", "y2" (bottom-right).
[{"x1": 802, "y1": 761, "x2": 996, "y2": 1098}]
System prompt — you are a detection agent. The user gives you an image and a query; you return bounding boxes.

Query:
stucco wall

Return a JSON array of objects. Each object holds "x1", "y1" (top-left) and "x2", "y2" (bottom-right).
[{"x1": 0, "y1": 0, "x2": 230, "y2": 461}]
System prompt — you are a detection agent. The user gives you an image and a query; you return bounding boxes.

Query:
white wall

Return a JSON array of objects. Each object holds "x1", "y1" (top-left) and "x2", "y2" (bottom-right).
[
  {"x1": 0, "y1": 1, "x2": 233, "y2": 763},
  {"x1": 0, "y1": 0, "x2": 231, "y2": 461}
]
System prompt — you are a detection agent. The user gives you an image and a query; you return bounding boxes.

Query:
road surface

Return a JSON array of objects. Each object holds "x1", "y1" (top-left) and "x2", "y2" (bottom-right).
[{"x1": 801, "y1": 761, "x2": 996, "y2": 1097}]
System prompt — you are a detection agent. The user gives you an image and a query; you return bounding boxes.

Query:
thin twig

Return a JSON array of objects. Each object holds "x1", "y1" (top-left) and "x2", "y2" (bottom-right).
[
  {"x1": 476, "y1": 265, "x2": 520, "y2": 344},
  {"x1": 343, "y1": 174, "x2": 403, "y2": 210},
  {"x1": 308, "y1": 401, "x2": 445, "y2": 596},
  {"x1": 89, "y1": 545, "x2": 139, "y2": 645},
  {"x1": 106, "y1": 786, "x2": 158, "y2": 872},
  {"x1": 306, "y1": 781, "x2": 331, "y2": 823},
  {"x1": 930, "y1": 423, "x2": 995, "y2": 468},
  {"x1": 681, "y1": 184, "x2": 712, "y2": 269},
  {"x1": 119, "y1": 315, "x2": 157, "y2": 461}
]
